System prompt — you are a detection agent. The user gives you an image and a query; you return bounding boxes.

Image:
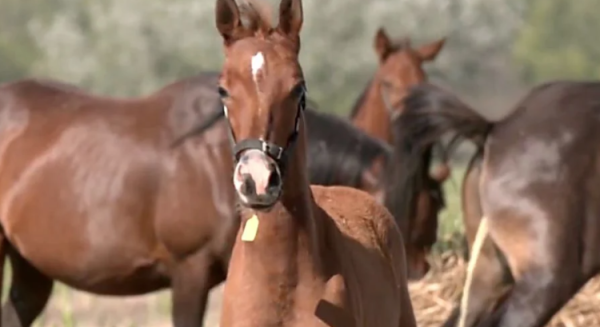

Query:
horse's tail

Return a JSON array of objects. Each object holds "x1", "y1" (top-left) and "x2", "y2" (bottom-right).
[{"x1": 398, "y1": 83, "x2": 493, "y2": 154}]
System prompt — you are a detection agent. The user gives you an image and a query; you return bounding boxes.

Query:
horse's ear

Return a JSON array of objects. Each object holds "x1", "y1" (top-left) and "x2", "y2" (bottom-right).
[
  {"x1": 277, "y1": 0, "x2": 303, "y2": 43},
  {"x1": 417, "y1": 38, "x2": 446, "y2": 61},
  {"x1": 215, "y1": 0, "x2": 244, "y2": 45},
  {"x1": 374, "y1": 28, "x2": 392, "y2": 62}
]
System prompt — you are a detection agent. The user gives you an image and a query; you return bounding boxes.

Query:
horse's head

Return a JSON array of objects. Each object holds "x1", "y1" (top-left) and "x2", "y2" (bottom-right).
[
  {"x1": 373, "y1": 28, "x2": 445, "y2": 120},
  {"x1": 216, "y1": 0, "x2": 306, "y2": 210}
]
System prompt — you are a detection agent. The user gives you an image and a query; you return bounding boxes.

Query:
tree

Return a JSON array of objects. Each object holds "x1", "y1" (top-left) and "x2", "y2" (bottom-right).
[
  {"x1": 513, "y1": 0, "x2": 600, "y2": 84},
  {"x1": 26, "y1": 0, "x2": 528, "y2": 116}
]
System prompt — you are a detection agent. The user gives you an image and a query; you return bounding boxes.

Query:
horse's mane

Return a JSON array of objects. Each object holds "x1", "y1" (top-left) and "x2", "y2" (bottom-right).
[
  {"x1": 304, "y1": 108, "x2": 392, "y2": 188},
  {"x1": 349, "y1": 79, "x2": 373, "y2": 119}
]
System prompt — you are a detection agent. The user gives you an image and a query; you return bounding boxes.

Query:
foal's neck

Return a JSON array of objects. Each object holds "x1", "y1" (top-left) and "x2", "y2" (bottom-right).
[
  {"x1": 353, "y1": 81, "x2": 392, "y2": 143},
  {"x1": 242, "y1": 136, "x2": 328, "y2": 275},
  {"x1": 224, "y1": 133, "x2": 331, "y2": 323}
]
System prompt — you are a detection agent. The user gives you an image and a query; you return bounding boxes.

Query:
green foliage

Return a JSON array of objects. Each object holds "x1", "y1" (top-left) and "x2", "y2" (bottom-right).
[
  {"x1": 0, "y1": 0, "x2": 74, "y2": 82},
  {"x1": 513, "y1": 0, "x2": 600, "y2": 84},
  {"x1": 0, "y1": 0, "x2": 529, "y2": 117}
]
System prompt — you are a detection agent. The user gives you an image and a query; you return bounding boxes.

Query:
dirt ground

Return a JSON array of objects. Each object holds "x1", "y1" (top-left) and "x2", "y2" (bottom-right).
[{"x1": 34, "y1": 283, "x2": 225, "y2": 327}]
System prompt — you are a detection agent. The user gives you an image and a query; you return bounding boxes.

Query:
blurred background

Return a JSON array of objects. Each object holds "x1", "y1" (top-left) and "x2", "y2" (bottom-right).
[
  {"x1": 3, "y1": 0, "x2": 598, "y2": 117},
  {"x1": 0, "y1": 0, "x2": 598, "y2": 326}
]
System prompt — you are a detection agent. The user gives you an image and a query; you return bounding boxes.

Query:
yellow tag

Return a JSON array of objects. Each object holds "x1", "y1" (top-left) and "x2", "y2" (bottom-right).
[{"x1": 241, "y1": 214, "x2": 259, "y2": 242}]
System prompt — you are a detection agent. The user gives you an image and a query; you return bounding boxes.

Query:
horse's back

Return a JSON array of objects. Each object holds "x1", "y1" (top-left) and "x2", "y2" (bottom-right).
[{"x1": 311, "y1": 184, "x2": 409, "y2": 326}]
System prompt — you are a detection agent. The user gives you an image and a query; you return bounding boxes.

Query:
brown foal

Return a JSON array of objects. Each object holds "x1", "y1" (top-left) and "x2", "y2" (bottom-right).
[{"x1": 213, "y1": 0, "x2": 416, "y2": 326}]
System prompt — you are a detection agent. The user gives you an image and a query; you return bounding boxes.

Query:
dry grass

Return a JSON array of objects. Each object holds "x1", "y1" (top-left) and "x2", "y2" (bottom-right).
[
  {"x1": 409, "y1": 253, "x2": 600, "y2": 327},
  {"x1": 32, "y1": 284, "x2": 224, "y2": 327}
]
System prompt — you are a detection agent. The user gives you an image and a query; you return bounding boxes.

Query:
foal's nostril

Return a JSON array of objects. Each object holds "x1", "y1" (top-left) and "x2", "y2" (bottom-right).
[
  {"x1": 241, "y1": 174, "x2": 256, "y2": 196},
  {"x1": 267, "y1": 170, "x2": 281, "y2": 189}
]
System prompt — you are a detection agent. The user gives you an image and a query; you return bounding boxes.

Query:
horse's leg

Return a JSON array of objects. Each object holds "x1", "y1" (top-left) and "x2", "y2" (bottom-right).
[
  {"x1": 171, "y1": 251, "x2": 226, "y2": 327},
  {"x1": 2, "y1": 249, "x2": 53, "y2": 327},
  {"x1": 474, "y1": 201, "x2": 586, "y2": 327},
  {"x1": 474, "y1": 235, "x2": 585, "y2": 327},
  {"x1": 476, "y1": 265, "x2": 584, "y2": 327},
  {"x1": 442, "y1": 217, "x2": 511, "y2": 327},
  {"x1": 443, "y1": 157, "x2": 511, "y2": 327},
  {"x1": 461, "y1": 154, "x2": 483, "y2": 258}
]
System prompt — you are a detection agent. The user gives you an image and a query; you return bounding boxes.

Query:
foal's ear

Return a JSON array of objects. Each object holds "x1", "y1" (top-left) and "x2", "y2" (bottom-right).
[
  {"x1": 215, "y1": 0, "x2": 244, "y2": 45},
  {"x1": 277, "y1": 0, "x2": 303, "y2": 42},
  {"x1": 374, "y1": 28, "x2": 392, "y2": 62},
  {"x1": 416, "y1": 38, "x2": 446, "y2": 61}
]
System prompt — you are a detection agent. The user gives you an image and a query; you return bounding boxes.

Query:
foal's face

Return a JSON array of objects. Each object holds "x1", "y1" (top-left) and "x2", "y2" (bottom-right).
[
  {"x1": 373, "y1": 28, "x2": 445, "y2": 119},
  {"x1": 216, "y1": 0, "x2": 305, "y2": 209}
]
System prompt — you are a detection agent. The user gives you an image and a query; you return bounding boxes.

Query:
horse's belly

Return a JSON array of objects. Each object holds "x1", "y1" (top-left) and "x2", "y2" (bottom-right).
[
  {"x1": 4, "y1": 205, "x2": 172, "y2": 296},
  {"x1": 10, "y1": 230, "x2": 170, "y2": 295},
  {"x1": 0, "y1": 154, "x2": 172, "y2": 295}
]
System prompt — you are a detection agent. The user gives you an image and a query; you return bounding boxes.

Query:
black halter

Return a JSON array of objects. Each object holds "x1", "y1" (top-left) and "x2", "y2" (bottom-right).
[{"x1": 226, "y1": 91, "x2": 306, "y2": 176}]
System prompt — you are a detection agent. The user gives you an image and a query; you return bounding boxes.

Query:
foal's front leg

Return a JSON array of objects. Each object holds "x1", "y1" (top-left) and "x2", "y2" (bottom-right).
[{"x1": 171, "y1": 251, "x2": 225, "y2": 327}]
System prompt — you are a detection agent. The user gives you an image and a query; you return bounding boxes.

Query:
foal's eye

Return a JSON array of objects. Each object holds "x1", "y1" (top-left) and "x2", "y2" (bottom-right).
[
  {"x1": 298, "y1": 92, "x2": 306, "y2": 110},
  {"x1": 291, "y1": 82, "x2": 307, "y2": 110},
  {"x1": 381, "y1": 80, "x2": 393, "y2": 89},
  {"x1": 218, "y1": 86, "x2": 229, "y2": 99}
]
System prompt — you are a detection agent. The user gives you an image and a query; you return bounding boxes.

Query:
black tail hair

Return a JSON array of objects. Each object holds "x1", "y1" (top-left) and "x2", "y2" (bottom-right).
[
  {"x1": 399, "y1": 83, "x2": 493, "y2": 152},
  {"x1": 384, "y1": 83, "x2": 493, "y2": 237}
]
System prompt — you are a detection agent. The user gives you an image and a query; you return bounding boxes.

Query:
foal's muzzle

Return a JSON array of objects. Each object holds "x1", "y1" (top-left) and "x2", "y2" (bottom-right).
[{"x1": 233, "y1": 149, "x2": 283, "y2": 209}]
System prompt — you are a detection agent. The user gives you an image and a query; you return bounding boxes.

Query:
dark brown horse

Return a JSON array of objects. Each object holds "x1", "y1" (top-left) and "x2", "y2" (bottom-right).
[
  {"x1": 0, "y1": 69, "x2": 405, "y2": 327},
  {"x1": 397, "y1": 80, "x2": 600, "y2": 327},
  {"x1": 212, "y1": 0, "x2": 416, "y2": 325},
  {"x1": 304, "y1": 108, "x2": 391, "y2": 202}
]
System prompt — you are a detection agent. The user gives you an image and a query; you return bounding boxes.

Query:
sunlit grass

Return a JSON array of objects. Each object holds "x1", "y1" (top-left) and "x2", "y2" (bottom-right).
[{"x1": 434, "y1": 165, "x2": 468, "y2": 255}]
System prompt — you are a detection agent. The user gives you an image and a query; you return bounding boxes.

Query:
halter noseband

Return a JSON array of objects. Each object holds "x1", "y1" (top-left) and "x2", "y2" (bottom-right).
[{"x1": 225, "y1": 89, "x2": 306, "y2": 176}]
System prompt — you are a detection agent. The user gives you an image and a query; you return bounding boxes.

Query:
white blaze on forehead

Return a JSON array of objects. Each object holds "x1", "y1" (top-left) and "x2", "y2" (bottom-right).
[{"x1": 251, "y1": 52, "x2": 265, "y2": 83}]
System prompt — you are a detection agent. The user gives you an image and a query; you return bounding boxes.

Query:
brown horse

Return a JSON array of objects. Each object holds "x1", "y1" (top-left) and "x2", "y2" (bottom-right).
[
  {"x1": 0, "y1": 68, "x2": 406, "y2": 326},
  {"x1": 212, "y1": 0, "x2": 416, "y2": 325},
  {"x1": 397, "y1": 80, "x2": 600, "y2": 327},
  {"x1": 0, "y1": 73, "x2": 237, "y2": 327},
  {"x1": 349, "y1": 29, "x2": 446, "y2": 142},
  {"x1": 348, "y1": 28, "x2": 449, "y2": 279}
]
